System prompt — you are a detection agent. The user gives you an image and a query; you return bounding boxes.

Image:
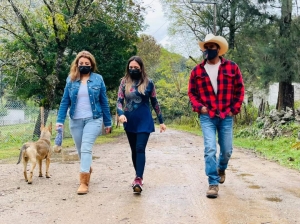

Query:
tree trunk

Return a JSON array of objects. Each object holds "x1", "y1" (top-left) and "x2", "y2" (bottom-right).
[
  {"x1": 276, "y1": 82, "x2": 294, "y2": 112},
  {"x1": 32, "y1": 108, "x2": 49, "y2": 140},
  {"x1": 228, "y1": 0, "x2": 238, "y2": 49},
  {"x1": 277, "y1": 0, "x2": 293, "y2": 111}
]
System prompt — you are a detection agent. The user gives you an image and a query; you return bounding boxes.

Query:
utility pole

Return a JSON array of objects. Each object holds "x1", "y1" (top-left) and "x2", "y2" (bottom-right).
[{"x1": 190, "y1": 0, "x2": 217, "y2": 35}]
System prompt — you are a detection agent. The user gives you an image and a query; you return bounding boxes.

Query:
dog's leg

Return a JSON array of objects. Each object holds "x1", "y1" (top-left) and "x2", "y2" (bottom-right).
[
  {"x1": 28, "y1": 158, "x2": 37, "y2": 184},
  {"x1": 38, "y1": 159, "x2": 43, "y2": 177},
  {"x1": 45, "y1": 157, "x2": 51, "y2": 178},
  {"x1": 23, "y1": 157, "x2": 29, "y2": 182}
]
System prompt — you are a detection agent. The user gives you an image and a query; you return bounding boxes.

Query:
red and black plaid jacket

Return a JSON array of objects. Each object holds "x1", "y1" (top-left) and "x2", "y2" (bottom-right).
[{"x1": 188, "y1": 57, "x2": 244, "y2": 119}]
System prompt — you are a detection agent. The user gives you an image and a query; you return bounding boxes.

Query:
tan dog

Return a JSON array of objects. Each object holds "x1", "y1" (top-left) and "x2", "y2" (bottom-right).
[{"x1": 17, "y1": 123, "x2": 52, "y2": 184}]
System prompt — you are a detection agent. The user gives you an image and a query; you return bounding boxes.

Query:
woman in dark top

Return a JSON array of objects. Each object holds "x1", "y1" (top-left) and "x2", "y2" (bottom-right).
[{"x1": 117, "y1": 56, "x2": 166, "y2": 193}]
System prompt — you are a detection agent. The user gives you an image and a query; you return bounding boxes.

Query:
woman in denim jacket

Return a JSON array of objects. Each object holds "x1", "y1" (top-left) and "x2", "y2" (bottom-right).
[{"x1": 56, "y1": 50, "x2": 112, "y2": 195}]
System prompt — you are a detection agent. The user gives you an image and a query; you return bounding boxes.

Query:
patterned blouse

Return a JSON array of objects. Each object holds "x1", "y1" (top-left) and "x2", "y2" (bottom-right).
[{"x1": 117, "y1": 78, "x2": 164, "y2": 133}]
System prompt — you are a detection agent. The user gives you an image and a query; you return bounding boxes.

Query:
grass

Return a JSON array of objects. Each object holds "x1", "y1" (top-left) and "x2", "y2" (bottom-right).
[
  {"x1": 168, "y1": 124, "x2": 300, "y2": 171},
  {"x1": 233, "y1": 137, "x2": 300, "y2": 170},
  {"x1": 0, "y1": 126, "x2": 125, "y2": 160},
  {"x1": 2, "y1": 122, "x2": 300, "y2": 171}
]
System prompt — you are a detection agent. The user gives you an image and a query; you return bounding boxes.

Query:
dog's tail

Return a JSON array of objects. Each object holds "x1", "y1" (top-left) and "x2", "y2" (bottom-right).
[{"x1": 17, "y1": 144, "x2": 29, "y2": 164}]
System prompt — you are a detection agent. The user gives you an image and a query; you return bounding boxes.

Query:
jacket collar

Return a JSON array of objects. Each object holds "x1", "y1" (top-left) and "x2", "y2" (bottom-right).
[
  {"x1": 199, "y1": 56, "x2": 226, "y2": 68},
  {"x1": 75, "y1": 72, "x2": 95, "y2": 82}
]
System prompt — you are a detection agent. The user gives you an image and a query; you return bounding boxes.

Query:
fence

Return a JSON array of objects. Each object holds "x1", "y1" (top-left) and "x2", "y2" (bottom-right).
[{"x1": 0, "y1": 101, "x2": 71, "y2": 144}]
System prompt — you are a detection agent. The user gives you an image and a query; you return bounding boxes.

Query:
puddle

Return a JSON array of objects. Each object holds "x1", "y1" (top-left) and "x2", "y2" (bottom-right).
[
  {"x1": 248, "y1": 185, "x2": 260, "y2": 189},
  {"x1": 231, "y1": 168, "x2": 238, "y2": 172},
  {"x1": 265, "y1": 197, "x2": 282, "y2": 202},
  {"x1": 285, "y1": 188, "x2": 300, "y2": 198},
  {"x1": 238, "y1": 173, "x2": 254, "y2": 177}
]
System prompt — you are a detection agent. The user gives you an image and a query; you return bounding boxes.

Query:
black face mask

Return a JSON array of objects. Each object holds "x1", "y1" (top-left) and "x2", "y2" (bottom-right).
[
  {"x1": 129, "y1": 69, "x2": 141, "y2": 80},
  {"x1": 79, "y1": 66, "x2": 91, "y2": 74},
  {"x1": 205, "y1": 49, "x2": 218, "y2": 60}
]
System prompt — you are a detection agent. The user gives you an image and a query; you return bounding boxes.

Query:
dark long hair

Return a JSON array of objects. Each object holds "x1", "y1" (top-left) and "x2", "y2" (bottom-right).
[{"x1": 123, "y1": 56, "x2": 149, "y2": 95}]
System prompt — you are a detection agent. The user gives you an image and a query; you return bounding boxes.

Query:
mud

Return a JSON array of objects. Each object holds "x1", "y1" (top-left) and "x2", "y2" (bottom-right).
[{"x1": 0, "y1": 129, "x2": 299, "y2": 224}]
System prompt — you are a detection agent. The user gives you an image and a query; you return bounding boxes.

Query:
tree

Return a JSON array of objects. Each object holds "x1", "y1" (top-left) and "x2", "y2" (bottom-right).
[
  {"x1": 154, "y1": 48, "x2": 192, "y2": 120},
  {"x1": 0, "y1": 0, "x2": 145, "y2": 137},
  {"x1": 136, "y1": 34, "x2": 162, "y2": 80},
  {"x1": 161, "y1": 0, "x2": 264, "y2": 50},
  {"x1": 277, "y1": 0, "x2": 293, "y2": 111}
]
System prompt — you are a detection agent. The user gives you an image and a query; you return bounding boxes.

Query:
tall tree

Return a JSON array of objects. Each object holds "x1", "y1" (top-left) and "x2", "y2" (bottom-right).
[
  {"x1": 136, "y1": 34, "x2": 161, "y2": 80},
  {"x1": 0, "y1": 0, "x2": 145, "y2": 137},
  {"x1": 160, "y1": 0, "x2": 263, "y2": 50},
  {"x1": 277, "y1": 0, "x2": 293, "y2": 111}
]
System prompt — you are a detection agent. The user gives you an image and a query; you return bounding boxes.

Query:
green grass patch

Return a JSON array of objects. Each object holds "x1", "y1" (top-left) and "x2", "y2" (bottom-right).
[
  {"x1": 234, "y1": 137, "x2": 300, "y2": 170},
  {"x1": 0, "y1": 126, "x2": 125, "y2": 160},
  {"x1": 168, "y1": 124, "x2": 300, "y2": 171}
]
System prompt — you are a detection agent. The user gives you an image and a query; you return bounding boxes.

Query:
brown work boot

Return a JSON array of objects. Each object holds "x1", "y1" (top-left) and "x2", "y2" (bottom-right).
[
  {"x1": 218, "y1": 169, "x2": 226, "y2": 184},
  {"x1": 206, "y1": 185, "x2": 219, "y2": 198},
  {"x1": 77, "y1": 172, "x2": 90, "y2": 195}
]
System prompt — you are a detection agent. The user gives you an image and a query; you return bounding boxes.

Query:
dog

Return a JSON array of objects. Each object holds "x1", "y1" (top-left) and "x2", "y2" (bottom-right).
[{"x1": 17, "y1": 123, "x2": 52, "y2": 184}]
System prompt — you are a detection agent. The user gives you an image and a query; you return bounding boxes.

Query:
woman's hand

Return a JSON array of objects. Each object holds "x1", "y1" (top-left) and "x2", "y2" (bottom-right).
[
  {"x1": 56, "y1": 123, "x2": 64, "y2": 131},
  {"x1": 119, "y1": 115, "x2": 127, "y2": 123},
  {"x1": 160, "y1": 123, "x2": 166, "y2": 133},
  {"x1": 105, "y1": 127, "x2": 112, "y2": 134}
]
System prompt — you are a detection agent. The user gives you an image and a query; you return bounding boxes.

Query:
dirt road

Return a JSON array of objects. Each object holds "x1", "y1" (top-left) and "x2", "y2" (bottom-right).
[{"x1": 0, "y1": 129, "x2": 299, "y2": 224}]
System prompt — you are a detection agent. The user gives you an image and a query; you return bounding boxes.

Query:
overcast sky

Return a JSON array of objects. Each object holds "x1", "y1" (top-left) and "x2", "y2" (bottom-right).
[
  {"x1": 141, "y1": 0, "x2": 170, "y2": 45},
  {"x1": 140, "y1": 0, "x2": 201, "y2": 59}
]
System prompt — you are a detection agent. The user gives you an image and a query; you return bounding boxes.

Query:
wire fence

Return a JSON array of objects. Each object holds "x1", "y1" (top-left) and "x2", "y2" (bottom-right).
[{"x1": 0, "y1": 101, "x2": 71, "y2": 144}]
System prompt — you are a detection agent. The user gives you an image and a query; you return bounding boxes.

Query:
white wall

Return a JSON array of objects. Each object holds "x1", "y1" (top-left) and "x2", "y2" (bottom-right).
[
  {"x1": 0, "y1": 109, "x2": 26, "y2": 125},
  {"x1": 252, "y1": 83, "x2": 300, "y2": 107}
]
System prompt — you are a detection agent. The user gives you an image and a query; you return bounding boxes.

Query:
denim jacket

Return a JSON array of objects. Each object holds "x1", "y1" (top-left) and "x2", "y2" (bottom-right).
[{"x1": 56, "y1": 72, "x2": 112, "y2": 127}]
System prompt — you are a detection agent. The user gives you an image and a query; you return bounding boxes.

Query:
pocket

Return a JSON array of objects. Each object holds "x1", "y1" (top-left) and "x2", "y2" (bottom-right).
[
  {"x1": 91, "y1": 85, "x2": 101, "y2": 98},
  {"x1": 91, "y1": 86, "x2": 101, "y2": 91},
  {"x1": 220, "y1": 72, "x2": 235, "y2": 91},
  {"x1": 68, "y1": 86, "x2": 79, "y2": 98}
]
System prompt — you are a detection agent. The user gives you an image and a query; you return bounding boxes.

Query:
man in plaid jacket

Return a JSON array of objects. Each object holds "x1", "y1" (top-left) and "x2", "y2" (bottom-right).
[{"x1": 188, "y1": 33, "x2": 245, "y2": 198}]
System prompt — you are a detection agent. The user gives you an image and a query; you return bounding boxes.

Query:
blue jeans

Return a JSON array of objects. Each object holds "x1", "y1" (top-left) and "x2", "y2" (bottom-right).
[
  {"x1": 69, "y1": 117, "x2": 102, "y2": 173},
  {"x1": 199, "y1": 114, "x2": 233, "y2": 185},
  {"x1": 126, "y1": 132, "x2": 150, "y2": 178}
]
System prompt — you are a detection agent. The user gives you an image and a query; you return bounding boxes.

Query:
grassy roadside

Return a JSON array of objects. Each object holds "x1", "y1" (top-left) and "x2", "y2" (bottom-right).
[
  {"x1": 2, "y1": 123, "x2": 300, "y2": 171},
  {"x1": 168, "y1": 124, "x2": 300, "y2": 171},
  {"x1": 0, "y1": 127, "x2": 125, "y2": 160}
]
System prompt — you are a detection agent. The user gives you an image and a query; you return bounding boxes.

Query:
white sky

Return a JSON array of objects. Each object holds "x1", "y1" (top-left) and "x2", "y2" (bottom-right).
[
  {"x1": 140, "y1": 0, "x2": 201, "y2": 59},
  {"x1": 141, "y1": 0, "x2": 170, "y2": 45}
]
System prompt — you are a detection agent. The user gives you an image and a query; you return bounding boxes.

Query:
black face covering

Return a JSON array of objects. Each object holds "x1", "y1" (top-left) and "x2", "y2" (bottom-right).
[
  {"x1": 205, "y1": 49, "x2": 218, "y2": 60},
  {"x1": 129, "y1": 69, "x2": 142, "y2": 80},
  {"x1": 79, "y1": 66, "x2": 91, "y2": 74}
]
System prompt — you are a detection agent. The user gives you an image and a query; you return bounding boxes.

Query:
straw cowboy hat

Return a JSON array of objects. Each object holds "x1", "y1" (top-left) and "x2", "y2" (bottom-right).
[{"x1": 199, "y1": 33, "x2": 229, "y2": 56}]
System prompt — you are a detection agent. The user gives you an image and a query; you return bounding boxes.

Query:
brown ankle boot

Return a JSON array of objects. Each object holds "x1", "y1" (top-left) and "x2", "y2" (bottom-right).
[
  {"x1": 86, "y1": 167, "x2": 92, "y2": 185},
  {"x1": 77, "y1": 172, "x2": 90, "y2": 195}
]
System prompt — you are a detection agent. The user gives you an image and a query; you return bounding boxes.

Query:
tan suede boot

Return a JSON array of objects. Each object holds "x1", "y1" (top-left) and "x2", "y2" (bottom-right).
[
  {"x1": 86, "y1": 167, "x2": 92, "y2": 185},
  {"x1": 77, "y1": 172, "x2": 90, "y2": 195}
]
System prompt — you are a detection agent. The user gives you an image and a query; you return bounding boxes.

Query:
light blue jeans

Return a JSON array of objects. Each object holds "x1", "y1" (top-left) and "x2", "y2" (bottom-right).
[
  {"x1": 199, "y1": 114, "x2": 233, "y2": 185},
  {"x1": 69, "y1": 117, "x2": 102, "y2": 173}
]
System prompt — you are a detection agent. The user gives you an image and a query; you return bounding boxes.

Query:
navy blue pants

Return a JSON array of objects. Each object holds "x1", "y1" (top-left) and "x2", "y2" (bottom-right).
[{"x1": 126, "y1": 132, "x2": 150, "y2": 178}]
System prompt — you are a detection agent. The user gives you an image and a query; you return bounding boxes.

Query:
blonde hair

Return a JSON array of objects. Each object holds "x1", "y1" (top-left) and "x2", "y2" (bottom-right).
[
  {"x1": 69, "y1": 51, "x2": 97, "y2": 81},
  {"x1": 123, "y1": 56, "x2": 149, "y2": 95}
]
